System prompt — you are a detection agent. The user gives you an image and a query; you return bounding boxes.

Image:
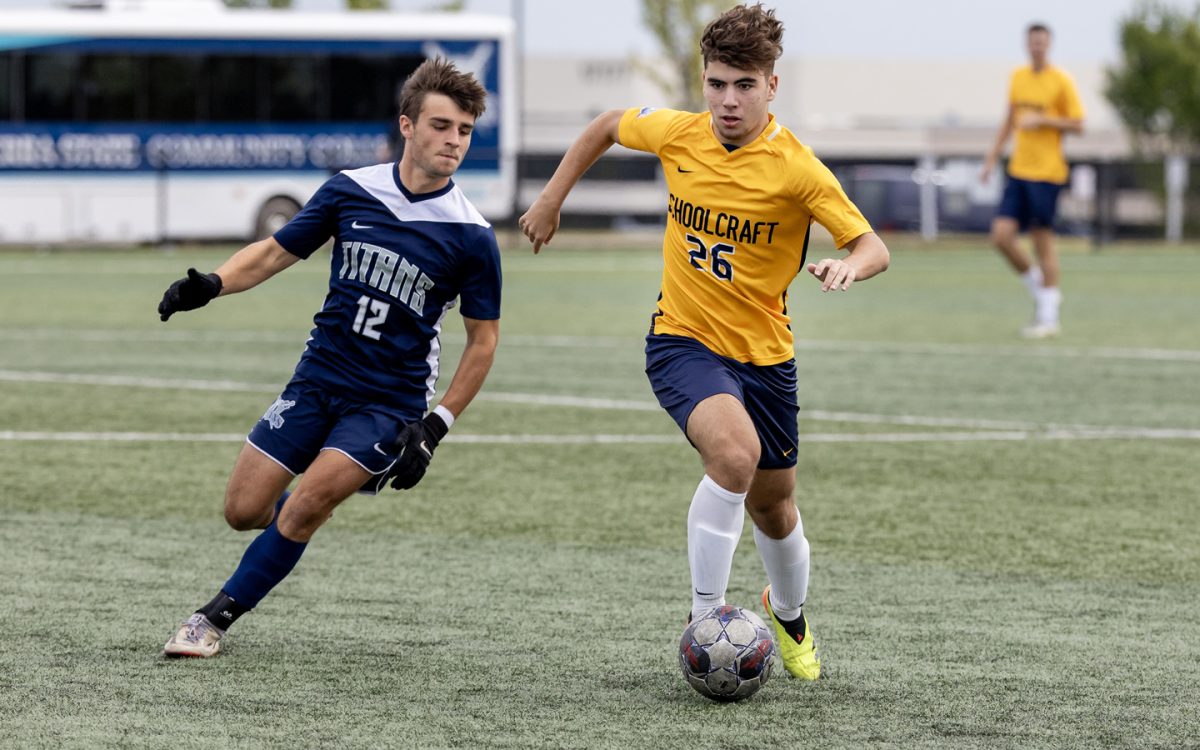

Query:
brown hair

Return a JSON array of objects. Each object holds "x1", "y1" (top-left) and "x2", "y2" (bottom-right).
[
  {"x1": 398, "y1": 57, "x2": 487, "y2": 123},
  {"x1": 700, "y1": 3, "x2": 784, "y2": 76},
  {"x1": 1027, "y1": 22, "x2": 1051, "y2": 36}
]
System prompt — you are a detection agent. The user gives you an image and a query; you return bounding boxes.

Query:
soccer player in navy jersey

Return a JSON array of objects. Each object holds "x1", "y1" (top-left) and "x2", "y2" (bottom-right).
[{"x1": 157, "y1": 59, "x2": 501, "y2": 658}]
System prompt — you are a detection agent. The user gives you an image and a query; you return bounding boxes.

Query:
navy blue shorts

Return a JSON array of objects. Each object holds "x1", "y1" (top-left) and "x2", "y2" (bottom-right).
[
  {"x1": 644, "y1": 334, "x2": 799, "y2": 470},
  {"x1": 246, "y1": 376, "x2": 421, "y2": 495},
  {"x1": 997, "y1": 176, "x2": 1062, "y2": 230}
]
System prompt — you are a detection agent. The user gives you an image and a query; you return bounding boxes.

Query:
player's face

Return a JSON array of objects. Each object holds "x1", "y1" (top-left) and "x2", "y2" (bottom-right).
[
  {"x1": 1027, "y1": 30, "x2": 1051, "y2": 68},
  {"x1": 702, "y1": 60, "x2": 777, "y2": 147},
  {"x1": 399, "y1": 93, "x2": 476, "y2": 182}
]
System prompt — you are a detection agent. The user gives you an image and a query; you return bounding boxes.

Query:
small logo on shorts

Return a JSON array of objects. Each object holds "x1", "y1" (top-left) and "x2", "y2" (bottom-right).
[
  {"x1": 783, "y1": 447, "x2": 795, "y2": 457},
  {"x1": 372, "y1": 442, "x2": 388, "y2": 456},
  {"x1": 262, "y1": 398, "x2": 295, "y2": 430}
]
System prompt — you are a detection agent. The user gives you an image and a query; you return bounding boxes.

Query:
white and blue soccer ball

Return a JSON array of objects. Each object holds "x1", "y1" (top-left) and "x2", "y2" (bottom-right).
[{"x1": 678, "y1": 604, "x2": 775, "y2": 702}]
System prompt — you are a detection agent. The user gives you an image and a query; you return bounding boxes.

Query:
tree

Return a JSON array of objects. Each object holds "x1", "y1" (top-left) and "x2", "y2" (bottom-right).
[
  {"x1": 639, "y1": 0, "x2": 738, "y2": 111},
  {"x1": 347, "y1": 0, "x2": 388, "y2": 8},
  {"x1": 1105, "y1": 2, "x2": 1200, "y2": 154}
]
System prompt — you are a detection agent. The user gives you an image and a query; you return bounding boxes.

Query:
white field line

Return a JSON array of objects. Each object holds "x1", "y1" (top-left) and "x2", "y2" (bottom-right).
[
  {"x1": 0, "y1": 369, "x2": 277, "y2": 393},
  {"x1": 792, "y1": 339, "x2": 1200, "y2": 363},
  {"x1": 1, "y1": 369, "x2": 1196, "y2": 438},
  {"x1": 0, "y1": 431, "x2": 246, "y2": 442},
  {"x1": 2, "y1": 328, "x2": 1199, "y2": 362},
  {"x1": 2, "y1": 428, "x2": 1198, "y2": 444},
  {"x1": 0, "y1": 329, "x2": 304, "y2": 344}
]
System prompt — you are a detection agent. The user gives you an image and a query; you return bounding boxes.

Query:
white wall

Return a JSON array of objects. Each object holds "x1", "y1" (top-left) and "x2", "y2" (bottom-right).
[{"x1": 521, "y1": 55, "x2": 1130, "y2": 159}]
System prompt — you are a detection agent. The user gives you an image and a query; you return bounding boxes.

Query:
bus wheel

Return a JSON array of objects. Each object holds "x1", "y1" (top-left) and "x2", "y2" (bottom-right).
[{"x1": 254, "y1": 197, "x2": 301, "y2": 239}]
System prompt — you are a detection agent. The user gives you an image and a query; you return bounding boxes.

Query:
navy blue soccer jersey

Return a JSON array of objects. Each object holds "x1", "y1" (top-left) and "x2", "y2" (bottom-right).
[{"x1": 273, "y1": 163, "x2": 502, "y2": 414}]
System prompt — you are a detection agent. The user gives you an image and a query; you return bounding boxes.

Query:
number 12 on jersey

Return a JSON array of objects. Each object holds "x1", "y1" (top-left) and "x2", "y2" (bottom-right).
[
  {"x1": 353, "y1": 295, "x2": 389, "y2": 340},
  {"x1": 686, "y1": 234, "x2": 735, "y2": 281}
]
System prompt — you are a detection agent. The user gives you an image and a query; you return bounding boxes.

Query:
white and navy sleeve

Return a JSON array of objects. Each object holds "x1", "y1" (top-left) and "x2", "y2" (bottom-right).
[
  {"x1": 457, "y1": 227, "x2": 502, "y2": 321},
  {"x1": 273, "y1": 177, "x2": 341, "y2": 259}
]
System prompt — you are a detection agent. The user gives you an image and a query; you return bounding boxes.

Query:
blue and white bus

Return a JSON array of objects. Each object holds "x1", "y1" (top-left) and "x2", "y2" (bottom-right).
[{"x1": 0, "y1": 2, "x2": 515, "y2": 243}]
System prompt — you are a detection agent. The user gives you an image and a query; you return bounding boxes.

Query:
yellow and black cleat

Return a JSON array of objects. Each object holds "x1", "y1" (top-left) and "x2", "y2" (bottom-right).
[{"x1": 762, "y1": 585, "x2": 820, "y2": 680}]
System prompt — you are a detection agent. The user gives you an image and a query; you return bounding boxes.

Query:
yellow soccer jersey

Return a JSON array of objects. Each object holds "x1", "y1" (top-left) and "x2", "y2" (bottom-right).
[
  {"x1": 1007, "y1": 65, "x2": 1084, "y2": 184},
  {"x1": 618, "y1": 107, "x2": 872, "y2": 365}
]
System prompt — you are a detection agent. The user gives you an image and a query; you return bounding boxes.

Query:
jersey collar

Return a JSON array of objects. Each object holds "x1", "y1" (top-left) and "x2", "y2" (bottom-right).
[
  {"x1": 707, "y1": 112, "x2": 782, "y2": 152},
  {"x1": 393, "y1": 162, "x2": 456, "y2": 203}
]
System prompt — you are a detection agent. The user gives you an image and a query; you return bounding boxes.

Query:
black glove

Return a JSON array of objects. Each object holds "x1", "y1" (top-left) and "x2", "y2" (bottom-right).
[
  {"x1": 158, "y1": 268, "x2": 223, "y2": 321},
  {"x1": 389, "y1": 411, "x2": 450, "y2": 490}
]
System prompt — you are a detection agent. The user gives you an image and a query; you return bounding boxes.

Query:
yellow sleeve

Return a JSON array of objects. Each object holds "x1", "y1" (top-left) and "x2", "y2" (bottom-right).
[
  {"x1": 791, "y1": 146, "x2": 873, "y2": 248},
  {"x1": 1058, "y1": 72, "x2": 1085, "y2": 121},
  {"x1": 618, "y1": 107, "x2": 688, "y2": 155}
]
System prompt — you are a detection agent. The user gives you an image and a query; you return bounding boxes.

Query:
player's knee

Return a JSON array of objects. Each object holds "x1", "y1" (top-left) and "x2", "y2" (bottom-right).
[
  {"x1": 275, "y1": 488, "x2": 339, "y2": 541},
  {"x1": 706, "y1": 441, "x2": 759, "y2": 490},
  {"x1": 275, "y1": 507, "x2": 331, "y2": 542},
  {"x1": 990, "y1": 223, "x2": 1010, "y2": 248},
  {"x1": 222, "y1": 484, "x2": 275, "y2": 531},
  {"x1": 751, "y1": 500, "x2": 797, "y2": 538},
  {"x1": 223, "y1": 502, "x2": 263, "y2": 531}
]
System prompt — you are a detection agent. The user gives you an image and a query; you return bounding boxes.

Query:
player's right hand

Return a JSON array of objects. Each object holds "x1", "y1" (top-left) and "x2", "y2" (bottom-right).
[
  {"x1": 518, "y1": 196, "x2": 561, "y2": 254},
  {"x1": 806, "y1": 258, "x2": 857, "y2": 292},
  {"x1": 388, "y1": 411, "x2": 450, "y2": 490},
  {"x1": 158, "y1": 268, "x2": 223, "y2": 321},
  {"x1": 980, "y1": 161, "x2": 994, "y2": 184}
]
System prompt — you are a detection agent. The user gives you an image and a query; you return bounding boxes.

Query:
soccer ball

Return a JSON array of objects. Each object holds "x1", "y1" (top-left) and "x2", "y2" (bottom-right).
[{"x1": 678, "y1": 604, "x2": 775, "y2": 702}]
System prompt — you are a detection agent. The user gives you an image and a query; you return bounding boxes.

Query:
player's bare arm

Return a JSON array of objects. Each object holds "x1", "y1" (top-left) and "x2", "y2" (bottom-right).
[
  {"x1": 157, "y1": 237, "x2": 300, "y2": 321},
  {"x1": 213, "y1": 237, "x2": 302, "y2": 295},
  {"x1": 982, "y1": 104, "x2": 1016, "y2": 183},
  {"x1": 1016, "y1": 112, "x2": 1083, "y2": 134},
  {"x1": 437, "y1": 316, "x2": 499, "y2": 417},
  {"x1": 806, "y1": 231, "x2": 890, "y2": 292},
  {"x1": 518, "y1": 108, "x2": 624, "y2": 253},
  {"x1": 385, "y1": 315, "x2": 499, "y2": 491}
]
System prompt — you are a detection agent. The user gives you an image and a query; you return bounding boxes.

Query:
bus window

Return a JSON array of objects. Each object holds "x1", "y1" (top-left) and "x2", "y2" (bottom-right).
[
  {"x1": 208, "y1": 55, "x2": 260, "y2": 122},
  {"x1": 0, "y1": 53, "x2": 11, "y2": 121},
  {"x1": 25, "y1": 51, "x2": 79, "y2": 121},
  {"x1": 265, "y1": 54, "x2": 327, "y2": 122},
  {"x1": 81, "y1": 54, "x2": 144, "y2": 122},
  {"x1": 329, "y1": 54, "x2": 421, "y2": 122},
  {"x1": 148, "y1": 54, "x2": 202, "y2": 122}
]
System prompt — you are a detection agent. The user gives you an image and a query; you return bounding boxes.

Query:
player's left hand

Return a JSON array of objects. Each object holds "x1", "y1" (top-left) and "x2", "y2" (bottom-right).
[
  {"x1": 806, "y1": 258, "x2": 857, "y2": 292},
  {"x1": 388, "y1": 412, "x2": 450, "y2": 490},
  {"x1": 518, "y1": 196, "x2": 561, "y2": 254},
  {"x1": 158, "y1": 268, "x2": 223, "y2": 321}
]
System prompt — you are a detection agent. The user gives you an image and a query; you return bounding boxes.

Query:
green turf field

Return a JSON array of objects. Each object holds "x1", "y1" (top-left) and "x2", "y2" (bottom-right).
[{"x1": 1, "y1": 235, "x2": 1198, "y2": 748}]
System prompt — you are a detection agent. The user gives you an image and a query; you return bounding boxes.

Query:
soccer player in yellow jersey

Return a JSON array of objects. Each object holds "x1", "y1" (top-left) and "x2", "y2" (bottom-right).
[
  {"x1": 982, "y1": 23, "x2": 1084, "y2": 338},
  {"x1": 519, "y1": 3, "x2": 888, "y2": 681}
]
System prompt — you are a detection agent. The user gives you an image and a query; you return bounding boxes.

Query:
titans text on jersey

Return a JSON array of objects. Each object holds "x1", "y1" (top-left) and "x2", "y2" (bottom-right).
[{"x1": 274, "y1": 162, "x2": 502, "y2": 417}]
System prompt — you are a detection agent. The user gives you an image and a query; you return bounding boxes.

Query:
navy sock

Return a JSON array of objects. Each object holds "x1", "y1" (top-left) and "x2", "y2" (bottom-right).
[
  {"x1": 222, "y1": 523, "x2": 308, "y2": 610},
  {"x1": 195, "y1": 491, "x2": 297, "y2": 631}
]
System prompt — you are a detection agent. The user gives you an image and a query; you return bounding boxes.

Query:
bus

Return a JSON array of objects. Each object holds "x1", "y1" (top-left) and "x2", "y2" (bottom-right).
[{"x1": 0, "y1": 1, "x2": 516, "y2": 244}]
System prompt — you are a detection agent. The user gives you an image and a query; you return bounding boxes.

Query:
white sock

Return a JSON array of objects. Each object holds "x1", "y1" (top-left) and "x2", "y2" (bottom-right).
[
  {"x1": 1035, "y1": 286, "x2": 1062, "y2": 325},
  {"x1": 753, "y1": 519, "x2": 810, "y2": 623},
  {"x1": 1020, "y1": 266, "x2": 1043, "y2": 298},
  {"x1": 687, "y1": 475, "x2": 746, "y2": 618}
]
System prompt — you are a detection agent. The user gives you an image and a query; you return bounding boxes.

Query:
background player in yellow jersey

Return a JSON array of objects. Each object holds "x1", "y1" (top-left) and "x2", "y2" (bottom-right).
[
  {"x1": 519, "y1": 3, "x2": 889, "y2": 681},
  {"x1": 982, "y1": 23, "x2": 1084, "y2": 338}
]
